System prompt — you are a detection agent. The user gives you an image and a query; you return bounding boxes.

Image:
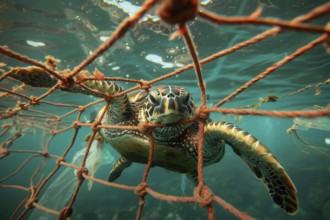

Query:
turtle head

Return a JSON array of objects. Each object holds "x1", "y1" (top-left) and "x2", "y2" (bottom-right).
[
  {"x1": 143, "y1": 86, "x2": 195, "y2": 124},
  {"x1": 142, "y1": 86, "x2": 195, "y2": 139}
]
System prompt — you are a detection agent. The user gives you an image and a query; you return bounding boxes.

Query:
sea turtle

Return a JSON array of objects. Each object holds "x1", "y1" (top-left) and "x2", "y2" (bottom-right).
[{"x1": 7, "y1": 68, "x2": 298, "y2": 214}]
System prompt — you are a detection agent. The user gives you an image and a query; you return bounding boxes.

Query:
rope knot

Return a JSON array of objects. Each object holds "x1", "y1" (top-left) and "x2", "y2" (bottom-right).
[
  {"x1": 30, "y1": 96, "x2": 40, "y2": 106},
  {"x1": 139, "y1": 80, "x2": 151, "y2": 92},
  {"x1": 77, "y1": 106, "x2": 85, "y2": 112},
  {"x1": 72, "y1": 121, "x2": 81, "y2": 129},
  {"x1": 193, "y1": 184, "x2": 214, "y2": 207},
  {"x1": 138, "y1": 122, "x2": 152, "y2": 135},
  {"x1": 91, "y1": 121, "x2": 100, "y2": 131},
  {"x1": 56, "y1": 157, "x2": 65, "y2": 165},
  {"x1": 41, "y1": 151, "x2": 49, "y2": 158},
  {"x1": 58, "y1": 206, "x2": 73, "y2": 220},
  {"x1": 135, "y1": 182, "x2": 148, "y2": 196},
  {"x1": 58, "y1": 76, "x2": 75, "y2": 88},
  {"x1": 158, "y1": 0, "x2": 198, "y2": 25},
  {"x1": 194, "y1": 106, "x2": 210, "y2": 122},
  {"x1": 0, "y1": 148, "x2": 10, "y2": 157},
  {"x1": 76, "y1": 167, "x2": 88, "y2": 182},
  {"x1": 18, "y1": 102, "x2": 29, "y2": 110},
  {"x1": 104, "y1": 93, "x2": 112, "y2": 103},
  {"x1": 25, "y1": 197, "x2": 37, "y2": 210}
]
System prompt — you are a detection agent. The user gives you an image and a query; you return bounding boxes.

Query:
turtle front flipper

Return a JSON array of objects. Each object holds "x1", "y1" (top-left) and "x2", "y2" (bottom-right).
[
  {"x1": 108, "y1": 156, "x2": 132, "y2": 182},
  {"x1": 204, "y1": 121, "x2": 298, "y2": 214}
]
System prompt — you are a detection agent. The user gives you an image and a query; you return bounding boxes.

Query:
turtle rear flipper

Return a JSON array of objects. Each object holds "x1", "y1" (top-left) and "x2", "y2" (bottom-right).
[
  {"x1": 108, "y1": 156, "x2": 132, "y2": 182},
  {"x1": 204, "y1": 121, "x2": 298, "y2": 214},
  {"x1": 4, "y1": 67, "x2": 101, "y2": 97},
  {"x1": 5, "y1": 67, "x2": 131, "y2": 117},
  {"x1": 5, "y1": 67, "x2": 126, "y2": 98},
  {"x1": 5, "y1": 67, "x2": 58, "y2": 87}
]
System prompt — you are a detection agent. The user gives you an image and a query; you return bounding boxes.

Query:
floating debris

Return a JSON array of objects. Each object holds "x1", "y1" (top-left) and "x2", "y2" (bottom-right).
[
  {"x1": 287, "y1": 106, "x2": 330, "y2": 156},
  {"x1": 26, "y1": 40, "x2": 46, "y2": 47}
]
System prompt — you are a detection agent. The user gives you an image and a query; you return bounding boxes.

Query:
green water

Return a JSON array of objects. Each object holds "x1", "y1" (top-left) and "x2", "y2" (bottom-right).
[{"x1": 0, "y1": 0, "x2": 329, "y2": 219}]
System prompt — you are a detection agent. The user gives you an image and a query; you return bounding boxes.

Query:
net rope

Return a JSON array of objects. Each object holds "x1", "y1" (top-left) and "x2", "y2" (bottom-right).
[{"x1": 0, "y1": 1, "x2": 329, "y2": 219}]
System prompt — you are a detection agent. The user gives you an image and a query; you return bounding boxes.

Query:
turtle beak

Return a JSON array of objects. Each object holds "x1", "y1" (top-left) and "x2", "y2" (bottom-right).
[{"x1": 152, "y1": 113, "x2": 184, "y2": 124}]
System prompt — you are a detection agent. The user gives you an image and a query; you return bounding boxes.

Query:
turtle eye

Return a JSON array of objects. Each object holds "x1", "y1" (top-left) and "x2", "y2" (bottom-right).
[{"x1": 148, "y1": 94, "x2": 158, "y2": 105}]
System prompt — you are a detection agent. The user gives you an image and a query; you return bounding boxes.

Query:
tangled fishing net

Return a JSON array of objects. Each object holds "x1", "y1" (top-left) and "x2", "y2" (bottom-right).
[{"x1": 0, "y1": 0, "x2": 329, "y2": 219}]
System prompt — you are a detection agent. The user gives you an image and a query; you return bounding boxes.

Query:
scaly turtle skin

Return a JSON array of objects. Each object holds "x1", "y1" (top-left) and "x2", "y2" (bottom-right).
[
  {"x1": 99, "y1": 83, "x2": 298, "y2": 214},
  {"x1": 7, "y1": 69, "x2": 298, "y2": 214}
]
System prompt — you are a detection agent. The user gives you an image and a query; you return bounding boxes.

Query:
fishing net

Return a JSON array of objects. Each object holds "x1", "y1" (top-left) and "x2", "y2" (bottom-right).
[{"x1": 1, "y1": 0, "x2": 329, "y2": 219}]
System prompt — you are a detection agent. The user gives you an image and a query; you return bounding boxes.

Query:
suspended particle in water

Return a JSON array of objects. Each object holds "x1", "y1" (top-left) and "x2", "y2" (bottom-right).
[
  {"x1": 325, "y1": 138, "x2": 330, "y2": 145},
  {"x1": 99, "y1": 35, "x2": 109, "y2": 42},
  {"x1": 125, "y1": 74, "x2": 129, "y2": 84},
  {"x1": 124, "y1": 42, "x2": 133, "y2": 51},
  {"x1": 165, "y1": 47, "x2": 180, "y2": 55}
]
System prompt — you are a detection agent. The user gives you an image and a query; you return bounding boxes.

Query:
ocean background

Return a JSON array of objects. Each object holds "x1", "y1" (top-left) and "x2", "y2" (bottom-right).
[{"x1": 0, "y1": 0, "x2": 329, "y2": 219}]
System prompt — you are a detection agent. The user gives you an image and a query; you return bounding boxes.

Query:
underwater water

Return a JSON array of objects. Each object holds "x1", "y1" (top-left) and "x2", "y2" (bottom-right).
[{"x1": 0, "y1": 0, "x2": 330, "y2": 219}]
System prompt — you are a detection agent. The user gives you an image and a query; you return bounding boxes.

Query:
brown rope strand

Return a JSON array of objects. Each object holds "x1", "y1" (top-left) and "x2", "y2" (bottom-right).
[
  {"x1": 214, "y1": 34, "x2": 327, "y2": 107},
  {"x1": 207, "y1": 106, "x2": 330, "y2": 118},
  {"x1": 198, "y1": 9, "x2": 330, "y2": 34},
  {"x1": 67, "y1": 0, "x2": 157, "y2": 79},
  {"x1": 0, "y1": 46, "x2": 66, "y2": 82},
  {"x1": 180, "y1": 24, "x2": 206, "y2": 106},
  {"x1": 0, "y1": 2, "x2": 329, "y2": 220}
]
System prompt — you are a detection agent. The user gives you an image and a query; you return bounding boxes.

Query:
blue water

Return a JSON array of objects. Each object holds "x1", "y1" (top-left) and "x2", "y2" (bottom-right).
[{"x1": 1, "y1": 0, "x2": 330, "y2": 219}]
